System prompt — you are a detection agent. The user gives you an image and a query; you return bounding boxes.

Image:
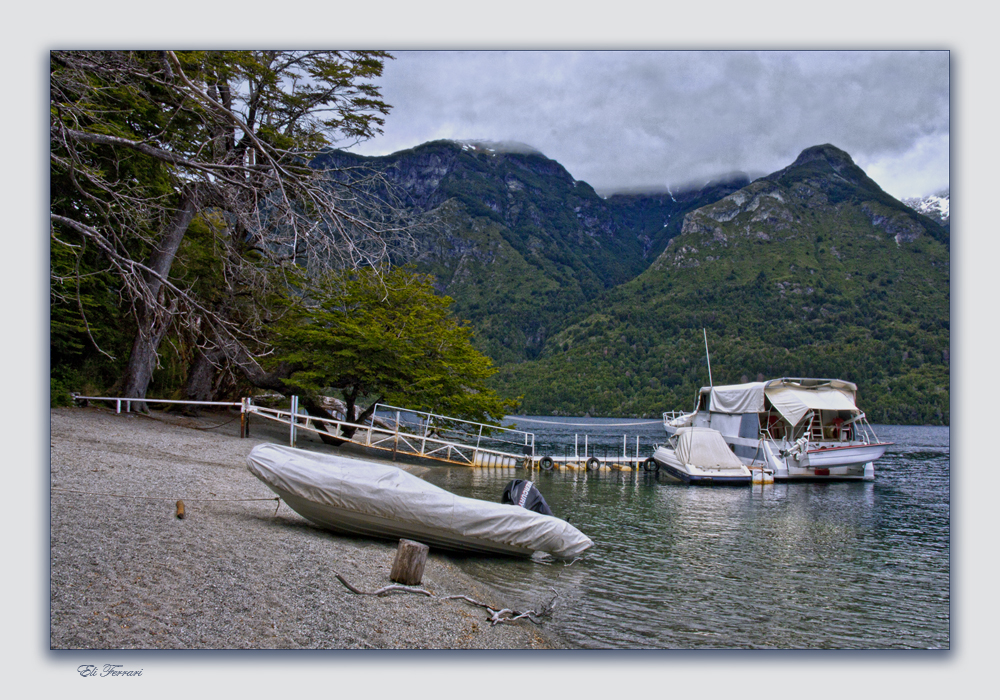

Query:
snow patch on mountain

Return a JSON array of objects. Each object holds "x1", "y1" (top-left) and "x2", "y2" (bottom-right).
[{"x1": 903, "y1": 190, "x2": 949, "y2": 226}]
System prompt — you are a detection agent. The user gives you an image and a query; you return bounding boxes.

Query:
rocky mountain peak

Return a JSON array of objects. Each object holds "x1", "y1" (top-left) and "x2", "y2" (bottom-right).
[
  {"x1": 762, "y1": 143, "x2": 876, "y2": 192},
  {"x1": 787, "y1": 143, "x2": 857, "y2": 171}
]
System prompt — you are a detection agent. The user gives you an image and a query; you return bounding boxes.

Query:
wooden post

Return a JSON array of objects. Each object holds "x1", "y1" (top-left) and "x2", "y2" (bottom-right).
[{"x1": 390, "y1": 539, "x2": 429, "y2": 586}]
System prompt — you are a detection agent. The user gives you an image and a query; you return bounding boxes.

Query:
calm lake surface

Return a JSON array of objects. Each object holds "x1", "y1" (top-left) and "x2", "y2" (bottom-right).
[{"x1": 422, "y1": 419, "x2": 950, "y2": 649}]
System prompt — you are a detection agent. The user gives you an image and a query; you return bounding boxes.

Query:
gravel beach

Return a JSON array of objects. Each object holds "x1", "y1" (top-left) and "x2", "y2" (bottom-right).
[{"x1": 49, "y1": 406, "x2": 566, "y2": 650}]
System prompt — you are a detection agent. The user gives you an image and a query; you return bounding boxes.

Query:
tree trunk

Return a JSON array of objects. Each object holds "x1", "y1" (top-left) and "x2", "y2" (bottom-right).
[
  {"x1": 301, "y1": 399, "x2": 348, "y2": 446},
  {"x1": 121, "y1": 323, "x2": 171, "y2": 411},
  {"x1": 184, "y1": 346, "x2": 226, "y2": 404},
  {"x1": 120, "y1": 191, "x2": 198, "y2": 410}
]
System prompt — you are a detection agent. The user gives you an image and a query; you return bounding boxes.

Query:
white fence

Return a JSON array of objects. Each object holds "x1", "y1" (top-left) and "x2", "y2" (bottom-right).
[
  {"x1": 73, "y1": 395, "x2": 243, "y2": 413},
  {"x1": 72, "y1": 394, "x2": 655, "y2": 471},
  {"x1": 248, "y1": 400, "x2": 535, "y2": 468}
]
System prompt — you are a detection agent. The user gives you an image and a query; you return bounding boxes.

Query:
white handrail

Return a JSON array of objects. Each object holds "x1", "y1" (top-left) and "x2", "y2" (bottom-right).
[
  {"x1": 73, "y1": 394, "x2": 243, "y2": 414},
  {"x1": 247, "y1": 403, "x2": 529, "y2": 467}
]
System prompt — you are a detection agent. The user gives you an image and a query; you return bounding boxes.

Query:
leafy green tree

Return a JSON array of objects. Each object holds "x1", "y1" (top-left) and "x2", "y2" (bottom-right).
[
  {"x1": 50, "y1": 50, "x2": 409, "y2": 407},
  {"x1": 272, "y1": 266, "x2": 518, "y2": 439}
]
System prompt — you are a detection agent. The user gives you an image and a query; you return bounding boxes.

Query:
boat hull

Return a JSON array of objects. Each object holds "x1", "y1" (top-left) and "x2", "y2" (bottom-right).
[
  {"x1": 247, "y1": 443, "x2": 593, "y2": 559},
  {"x1": 278, "y1": 490, "x2": 536, "y2": 557},
  {"x1": 652, "y1": 446, "x2": 752, "y2": 486},
  {"x1": 801, "y1": 442, "x2": 890, "y2": 470}
]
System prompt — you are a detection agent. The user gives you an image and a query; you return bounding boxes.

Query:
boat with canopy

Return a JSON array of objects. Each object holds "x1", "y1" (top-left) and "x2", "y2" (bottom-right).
[{"x1": 663, "y1": 377, "x2": 891, "y2": 481}]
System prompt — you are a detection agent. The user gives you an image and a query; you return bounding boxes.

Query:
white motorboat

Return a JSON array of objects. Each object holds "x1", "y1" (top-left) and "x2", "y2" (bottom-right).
[
  {"x1": 247, "y1": 443, "x2": 593, "y2": 559},
  {"x1": 652, "y1": 427, "x2": 753, "y2": 485},
  {"x1": 664, "y1": 377, "x2": 892, "y2": 481}
]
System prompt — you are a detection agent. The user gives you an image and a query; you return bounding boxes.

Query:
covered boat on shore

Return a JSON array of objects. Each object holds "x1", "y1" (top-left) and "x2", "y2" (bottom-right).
[
  {"x1": 663, "y1": 378, "x2": 891, "y2": 481},
  {"x1": 247, "y1": 444, "x2": 593, "y2": 559},
  {"x1": 652, "y1": 427, "x2": 752, "y2": 485}
]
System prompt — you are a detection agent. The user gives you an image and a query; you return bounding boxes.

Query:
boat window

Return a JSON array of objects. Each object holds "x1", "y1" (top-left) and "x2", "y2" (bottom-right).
[
  {"x1": 762, "y1": 412, "x2": 785, "y2": 440},
  {"x1": 739, "y1": 413, "x2": 760, "y2": 439}
]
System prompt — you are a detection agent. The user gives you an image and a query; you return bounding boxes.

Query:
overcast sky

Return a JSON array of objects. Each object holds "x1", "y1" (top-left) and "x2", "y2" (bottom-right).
[{"x1": 345, "y1": 50, "x2": 949, "y2": 201}]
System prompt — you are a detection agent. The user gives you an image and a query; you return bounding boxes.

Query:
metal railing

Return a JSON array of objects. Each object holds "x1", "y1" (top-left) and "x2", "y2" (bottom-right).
[
  {"x1": 246, "y1": 400, "x2": 536, "y2": 468},
  {"x1": 73, "y1": 395, "x2": 243, "y2": 414},
  {"x1": 69, "y1": 394, "x2": 661, "y2": 472}
]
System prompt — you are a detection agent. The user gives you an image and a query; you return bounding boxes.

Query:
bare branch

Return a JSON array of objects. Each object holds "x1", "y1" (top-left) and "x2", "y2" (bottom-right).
[{"x1": 335, "y1": 573, "x2": 559, "y2": 627}]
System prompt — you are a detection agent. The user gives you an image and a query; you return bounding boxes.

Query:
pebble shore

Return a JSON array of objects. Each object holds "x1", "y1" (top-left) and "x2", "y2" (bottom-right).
[{"x1": 49, "y1": 406, "x2": 566, "y2": 649}]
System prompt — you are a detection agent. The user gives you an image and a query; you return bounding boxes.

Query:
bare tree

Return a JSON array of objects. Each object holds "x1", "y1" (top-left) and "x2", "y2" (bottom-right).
[{"x1": 50, "y1": 50, "x2": 414, "y2": 408}]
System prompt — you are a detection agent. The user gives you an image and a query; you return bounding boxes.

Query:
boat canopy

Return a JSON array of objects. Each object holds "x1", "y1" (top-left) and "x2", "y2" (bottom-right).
[
  {"x1": 704, "y1": 378, "x2": 860, "y2": 427},
  {"x1": 706, "y1": 382, "x2": 766, "y2": 414},
  {"x1": 673, "y1": 427, "x2": 746, "y2": 468}
]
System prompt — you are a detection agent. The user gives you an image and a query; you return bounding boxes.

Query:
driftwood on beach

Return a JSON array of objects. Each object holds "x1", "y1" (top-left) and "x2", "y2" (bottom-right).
[
  {"x1": 390, "y1": 539, "x2": 429, "y2": 586},
  {"x1": 334, "y1": 572, "x2": 560, "y2": 627}
]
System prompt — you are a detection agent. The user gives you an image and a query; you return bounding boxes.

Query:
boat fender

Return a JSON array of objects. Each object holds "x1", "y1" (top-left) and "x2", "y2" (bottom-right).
[
  {"x1": 642, "y1": 458, "x2": 658, "y2": 472},
  {"x1": 586, "y1": 456, "x2": 600, "y2": 471},
  {"x1": 539, "y1": 456, "x2": 554, "y2": 470}
]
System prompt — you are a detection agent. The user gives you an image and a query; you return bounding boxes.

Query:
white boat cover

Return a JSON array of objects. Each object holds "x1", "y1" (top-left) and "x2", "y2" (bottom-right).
[
  {"x1": 705, "y1": 379, "x2": 860, "y2": 427},
  {"x1": 708, "y1": 382, "x2": 766, "y2": 414},
  {"x1": 764, "y1": 383, "x2": 859, "y2": 427},
  {"x1": 673, "y1": 427, "x2": 746, "y2": 468},
  {"x1": 247, "y1": 443, "x2": 593, "y2": 559}
]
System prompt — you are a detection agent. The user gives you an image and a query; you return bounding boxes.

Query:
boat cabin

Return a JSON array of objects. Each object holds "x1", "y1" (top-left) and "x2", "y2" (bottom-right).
[{"x1": 687, "y1": 378, "x2": 866, "y2": 458}]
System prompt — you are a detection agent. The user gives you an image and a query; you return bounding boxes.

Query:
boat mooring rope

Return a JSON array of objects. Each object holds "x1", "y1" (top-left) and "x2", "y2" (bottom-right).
[
  {"x1": 51, "y1": 488, "x2": 282, "y2": 515},
  {"x1": 508, "y1": 417, "x2": 664, "y2": 428},
  {"x1": 50, "y1": 488, "x2": 278, "y2": 504}
]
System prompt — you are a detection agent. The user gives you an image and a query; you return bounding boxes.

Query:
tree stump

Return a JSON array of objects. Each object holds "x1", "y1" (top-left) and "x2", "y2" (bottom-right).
[{"x1": 390, "y1": 539, "x2": 429, "y2": 586}]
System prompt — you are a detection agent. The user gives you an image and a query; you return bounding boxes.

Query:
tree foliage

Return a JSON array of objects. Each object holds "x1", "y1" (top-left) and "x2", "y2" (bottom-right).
[
  {"x1": 49, "y1": 50, "x2": 411, "y2": 403},
  {"x1": 272, "y1": 266, "x2": 518, "y2": 428},
  {"x1": 495, "y1": 187, "x2": 950, "y2": 424}
]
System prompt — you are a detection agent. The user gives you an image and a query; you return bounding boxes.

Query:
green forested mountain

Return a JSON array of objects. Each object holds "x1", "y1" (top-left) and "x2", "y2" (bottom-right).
[
  {"x1": 314, "y1": 142, "x2": 949, "y2": 425},
  {"x1": 494, "y1": 145, "x2": 950, "y2": 424},
  {"x1": 313, "y1": 141, "x2": 746, "y2": 364}
]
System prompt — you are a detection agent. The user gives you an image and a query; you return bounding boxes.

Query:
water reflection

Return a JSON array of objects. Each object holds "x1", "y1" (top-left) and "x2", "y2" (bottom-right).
[{"x1": 425, "y1": 423, "x2": 949, "y2": 649}]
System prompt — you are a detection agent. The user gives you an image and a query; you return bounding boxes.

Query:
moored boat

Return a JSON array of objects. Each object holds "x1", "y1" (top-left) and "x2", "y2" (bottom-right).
[
  {"x1": 247, "y1": 443, "x2": 593, "y2": 558},
  {"x1": 652, "y1": 427, "x2": 753, "y2": 485},
  {"x1": 664, "y1": 377, "x2": 891, "y2": 481}
]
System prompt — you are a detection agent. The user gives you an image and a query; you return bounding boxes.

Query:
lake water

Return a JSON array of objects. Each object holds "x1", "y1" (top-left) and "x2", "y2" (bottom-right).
[{"x1": 422, "y1": 419, "x2": 950, "y2": 649}]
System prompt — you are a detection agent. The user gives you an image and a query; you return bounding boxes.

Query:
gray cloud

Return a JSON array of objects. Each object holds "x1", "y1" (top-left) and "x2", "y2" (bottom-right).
[{"x1": 347, "y1": 50, "x2": 949, "y2": 200}]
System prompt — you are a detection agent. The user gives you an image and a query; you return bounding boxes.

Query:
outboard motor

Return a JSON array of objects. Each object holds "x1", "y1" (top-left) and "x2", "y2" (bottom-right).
[{"x1": 501, "y1": 479, "x2": 554, "y2": 516}]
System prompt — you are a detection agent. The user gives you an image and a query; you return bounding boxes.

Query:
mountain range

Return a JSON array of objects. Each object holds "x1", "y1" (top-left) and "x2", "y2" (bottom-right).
[{"x1": 313, "y1": 142, "x2": 950, "y2": 424}]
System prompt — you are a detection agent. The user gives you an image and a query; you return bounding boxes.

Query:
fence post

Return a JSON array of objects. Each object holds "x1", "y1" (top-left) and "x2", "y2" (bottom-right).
[
  {"x1": 394, "y1": 411, "x2": 400, "y2": 461},
  {"x1": 421, "y1": 416, "x2": 429, "y2": 457},
  {"x1": 290, "y1": 395, "x2": 298, "y2": 447}
]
